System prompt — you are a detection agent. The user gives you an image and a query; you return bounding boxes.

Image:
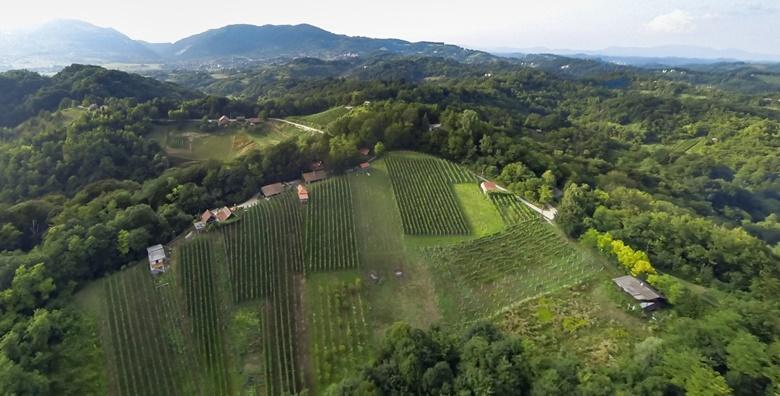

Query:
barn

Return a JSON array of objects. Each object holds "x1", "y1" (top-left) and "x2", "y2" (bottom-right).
[
  {"x1": 612, "y1": 275, "x2": 665, "y2": 311},
  {"x1": 261, "y1": 182, "x2": 285, "y2": 197},
  {"x1": 303, "y1": 170, "x2": 328, "y2": 184}
]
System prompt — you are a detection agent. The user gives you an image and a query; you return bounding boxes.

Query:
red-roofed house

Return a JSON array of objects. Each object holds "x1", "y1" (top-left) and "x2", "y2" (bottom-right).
[
  {"x1": 261, "y1": 182, "x2": 285, "y2": 197},
  {"x1": 201, "y1": 209, "x2": 216, "y2": 223},
  {"x1": 297, "y1": 185, "x2": 309, "y2": 203},
  {"x1": 215, "y1": 207, "x2": 233, "y2": 223},
  {"x1": 302, "y1": 170, "x2": 328, "y2": 184},
  {"x1": 480, "y1": 181, "x2": 498, "y2": 194}
]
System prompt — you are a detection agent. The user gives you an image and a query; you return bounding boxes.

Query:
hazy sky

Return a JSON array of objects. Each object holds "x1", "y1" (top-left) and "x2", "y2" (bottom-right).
[{"x1": 3, "y1": 0, "x2": 779, "y2": 54}]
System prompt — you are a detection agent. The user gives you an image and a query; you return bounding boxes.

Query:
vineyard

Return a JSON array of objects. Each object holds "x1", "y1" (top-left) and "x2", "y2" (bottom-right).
[
  {"x1": 221, "y1": 192, "x2": 304, "y2": 395},
  {"x1": 179, "y1": 239, "x2": 234, "y2": 396},
  {"x1": 428, "y1": 219, "x2": 602, "y2": 323},
  {"x1": 385, "y1": 152, "x2": 474, "y2": 235},
  {"x1": 103, "y1": 265, "x2": 196, "y2": 396},
  {"x1": 304, "y1": 177, "x2": 359, "y2": 272},
  {"x1": 306, "y1": 275, "x2": 371, "y2": 392},
  {"x1": 490, "y1": 193, "x2": 537, "y2": 224}
]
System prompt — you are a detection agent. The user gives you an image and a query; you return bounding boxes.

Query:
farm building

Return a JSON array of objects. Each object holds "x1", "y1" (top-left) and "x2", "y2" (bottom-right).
[
  {"x1": 480, "y1": 181, "x2": 498, "y2": 194},
  {"x1": 297, "y1": 185, "x2": 309, "y2": 203},
  {"x1": 218, "y1": 115, "x2": 230, "y2": 126},
  {"x1": 215, "y1": 207, "x2": 233, "y2": 222},
  {"x1": 201, "y1": 209, "x2": 216, "y2": 223},
  {"x1": 147, "y1": 244, "x2": 168, "y2": 274},
  {"x1": 358, "y1": 162, "x2": 371, "y2": 172},
  {"x1": 303, "y1": 170, "x2": 328, "y2": 184},
  {"x1": 612, "y1": 275, "x2": 665, "y2": 311},
  {"x1": 261, "y1": 182, "x2": 285, "y2": 197},
  {"x1": 247, "y1": 117, "x2": 261, "y2": 125}
]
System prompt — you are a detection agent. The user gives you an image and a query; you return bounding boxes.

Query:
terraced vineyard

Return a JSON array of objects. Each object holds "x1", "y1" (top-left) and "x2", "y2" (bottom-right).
[
  {"x1": 304, "y1": 178, "x2": 359, "y2": 272},
  {"x1": 307, "y1": 276, "x2": 371, "y2": 391},
  {"x1": 103, "y1": 266, "x2": 195, "y2": 396},
  {"x1": 179, "y1": 239, "x2": 234, "y2": 396},
  {"x1": 490, "y1": 193, "x2": 537, "y2": 224},
  {"x1": 386, "y1": 152, "x2": 474, "y2": 235},
  {"x1": 221, "y1": 192, "x2": 304, "y2": 395},
  {"x1": 428, "y1": 219, "x2": 602, "y2": 323}
]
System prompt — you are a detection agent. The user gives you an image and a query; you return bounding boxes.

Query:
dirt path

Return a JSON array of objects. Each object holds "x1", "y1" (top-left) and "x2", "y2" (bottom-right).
[
  {"x1": 268, "y1": 118, "x2": 325, "y2": 134},
  {"x1": 475, "y1": 175, "x2": 557, "y2": 221}
]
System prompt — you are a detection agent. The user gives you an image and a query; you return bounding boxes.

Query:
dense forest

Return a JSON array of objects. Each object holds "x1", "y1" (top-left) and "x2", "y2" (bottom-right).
[{"x1": 1, "y1": 54, "x2": 779, "y2": 394}]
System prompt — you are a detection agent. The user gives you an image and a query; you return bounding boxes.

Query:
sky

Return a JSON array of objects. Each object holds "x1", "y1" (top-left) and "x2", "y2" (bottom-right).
[{"x1": 2, "y1": 0, "x2": 779, "y2": 55}]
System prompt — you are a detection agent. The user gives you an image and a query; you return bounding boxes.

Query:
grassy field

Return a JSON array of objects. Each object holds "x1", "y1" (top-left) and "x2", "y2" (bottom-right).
[
  {"x1": 350, "y1": 160, "x2": 442, "y2": 334},
  {"x1": 287, "y1": 107, "x2": 352, "y2": 130},
  {"x1": 149, "y1": 120, "x2": 311, "y2": 162},
  {"x1": 454, "y1": 183, "x2": 505, "y2": 236}
]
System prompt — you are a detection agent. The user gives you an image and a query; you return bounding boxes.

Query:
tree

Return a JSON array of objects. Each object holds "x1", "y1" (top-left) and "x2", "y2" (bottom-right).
[
  {"x1": 558, "y1": 183, "x2": 596, "y2": 237},
  {"x1": 373, "y1": 141, "x2": 386, "y2": 157}
]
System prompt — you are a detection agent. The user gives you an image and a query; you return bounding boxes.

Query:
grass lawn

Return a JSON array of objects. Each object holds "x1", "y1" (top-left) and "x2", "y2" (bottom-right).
[
  {"x1": 149, "y1": 120, "x2": 313, "y2": 162},
  {"x1": 454, "y1": 183, "x2": 505, "y2": 236},
  {"x1": 349, "y1": 159, "x2": 441, "y2": 335}
]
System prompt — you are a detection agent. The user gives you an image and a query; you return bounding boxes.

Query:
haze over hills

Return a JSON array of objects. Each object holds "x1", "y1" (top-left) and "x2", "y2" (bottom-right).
[
  {"x1": 493, "y1": 45, "x2": 780, "y2": 66},
  {"x1": 0, "y1": 20, "x2": 490, "y2": 71}
]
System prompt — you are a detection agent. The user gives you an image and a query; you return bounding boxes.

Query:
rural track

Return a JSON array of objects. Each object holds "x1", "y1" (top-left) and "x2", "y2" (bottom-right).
[{"x1": 269, "y1": 118, "x2": 325, "y2": 134}]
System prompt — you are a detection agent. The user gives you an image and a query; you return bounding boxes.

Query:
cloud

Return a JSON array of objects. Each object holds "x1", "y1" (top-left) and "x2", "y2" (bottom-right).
[{"x1": 646, "y1": 9, "x2": 695, "y2": 33}]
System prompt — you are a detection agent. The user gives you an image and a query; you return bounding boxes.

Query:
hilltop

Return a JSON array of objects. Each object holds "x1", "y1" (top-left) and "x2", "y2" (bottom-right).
[{"x1": 0, "y1": 20, "x2": 492, "y2": 71}]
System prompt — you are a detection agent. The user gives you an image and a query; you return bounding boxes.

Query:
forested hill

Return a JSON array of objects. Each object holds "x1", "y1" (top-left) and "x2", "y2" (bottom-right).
[{"x1": 0, "y1": 65, "x2": 200, "y2": 126}]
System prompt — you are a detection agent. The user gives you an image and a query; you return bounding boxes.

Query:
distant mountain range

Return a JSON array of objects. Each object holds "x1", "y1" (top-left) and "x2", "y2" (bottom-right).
[
  {"x1": 2, "y1": 20, "x2": 778, "y2": 73},
  {"x1": 0, "y1": 20, "x2": 490, "y2": 71},
  {"x1": 492, "y1": 45, "x2": 780, "y2": 67}
]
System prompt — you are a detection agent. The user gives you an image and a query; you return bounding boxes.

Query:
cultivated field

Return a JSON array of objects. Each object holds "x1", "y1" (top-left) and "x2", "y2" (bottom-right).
[
  {"x1": 306, "y1": 273, "x2": 371, "y2": 392},
  {"x1": 386, "y1": 152, "x2": 474, "y2": 235},
  {"x1": 428, "y1": 219, "x2": 603, "y2": 323},
  {"x1": 179, "y1": 239, "x2": 234, "y2": 396},
  {"x1": 80, "y1": 150, "x2": 606, "y2": 396},
  {"x1": 490, "y1": 192, "x2": 537, "y2": 224},
  {"x1": 304, "y1": 177, "x2": 360, "y2": 272}
]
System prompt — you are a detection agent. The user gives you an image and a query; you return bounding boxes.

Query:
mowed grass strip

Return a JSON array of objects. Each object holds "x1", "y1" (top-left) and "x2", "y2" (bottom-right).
[
  {"x1": 453, "y1": 183, "x2": 505, "y2": 236},
  {"x1": 385, "y1": 152, "x2": 471, "y2": 235},
  {"x1": 304, "y1": 177, "x2": 359, "y2": 272},
  {"x1": 428, "y1": 219, "x2": 603, "y2": 324}
]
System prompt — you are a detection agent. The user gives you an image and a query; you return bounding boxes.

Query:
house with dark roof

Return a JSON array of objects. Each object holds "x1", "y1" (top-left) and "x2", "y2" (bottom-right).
[
  {"x1": 261, "y1": 182, "x2": 285, "y2": 197},
  {"x1": 302, "y1": 170, "x2": 328, "y2": 184},
  {"x1": 613, "y1": 275, "x2": 665, "y2": 311}
]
